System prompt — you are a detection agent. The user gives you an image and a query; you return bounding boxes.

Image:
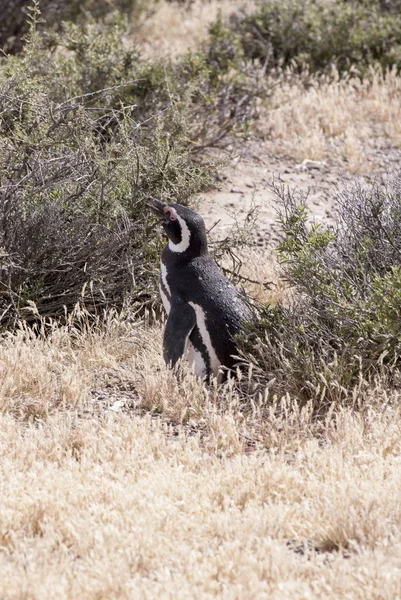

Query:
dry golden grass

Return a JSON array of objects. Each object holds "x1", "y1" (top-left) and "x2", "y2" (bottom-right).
[
  {"x1": 134, "y1": 0, "x2": 257, "y2": 57},
  {"x1": 2, "y1": 2, "x2": 401, "y2": 596},
  {"x1": 258, "y1": 67, "x2": 401, "y2": 172},
  {"x1": 1, "y1": 312, "x2": 401, "y2": 598}
]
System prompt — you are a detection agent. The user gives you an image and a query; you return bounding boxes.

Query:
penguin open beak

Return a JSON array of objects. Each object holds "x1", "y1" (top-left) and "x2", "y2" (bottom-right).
[{"x1": 146, "y1": 197, "x2": 167, "y2": 222}]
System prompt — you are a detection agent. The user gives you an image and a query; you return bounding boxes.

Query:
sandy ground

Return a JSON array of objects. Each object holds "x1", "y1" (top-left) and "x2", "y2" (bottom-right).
[{"x1": 200, "y1": 139, "x2": 401, "y2": 243}]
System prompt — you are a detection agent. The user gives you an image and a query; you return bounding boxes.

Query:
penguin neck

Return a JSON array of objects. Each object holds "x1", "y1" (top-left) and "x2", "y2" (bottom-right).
[{"x1": 162, "y1": 241, "x2": 208, "y2": 264}]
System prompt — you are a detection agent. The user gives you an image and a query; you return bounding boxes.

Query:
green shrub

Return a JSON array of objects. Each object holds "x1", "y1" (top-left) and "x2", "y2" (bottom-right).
[
  {"x1": 0, "y1": 4, "x2": 258, "y2": 327},
  {"x1": 0, "y1": 0, "x2": 145, "y2": 54},
  {"x1": 241, "y1": 179, "x2": 401, "y2": 405},
  {"x1": 209, "y1": 0, "x2": 401, "y2": 75}
]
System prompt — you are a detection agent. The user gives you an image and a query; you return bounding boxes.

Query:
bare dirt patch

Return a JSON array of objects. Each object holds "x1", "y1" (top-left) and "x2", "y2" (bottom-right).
[{"x1": 200, "y1": 139, "x2": 401, "y2": 244}]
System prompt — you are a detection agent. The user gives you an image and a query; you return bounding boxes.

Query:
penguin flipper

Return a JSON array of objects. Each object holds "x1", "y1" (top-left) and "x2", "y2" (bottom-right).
[{"x1": 163, "y1": 299, "x2": 196, "y2": 369}]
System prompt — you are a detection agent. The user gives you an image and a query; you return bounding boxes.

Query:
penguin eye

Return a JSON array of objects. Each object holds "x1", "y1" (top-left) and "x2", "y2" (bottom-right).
[{"x1": 164, "y1": 207, "x2": 177, "y2": 221}]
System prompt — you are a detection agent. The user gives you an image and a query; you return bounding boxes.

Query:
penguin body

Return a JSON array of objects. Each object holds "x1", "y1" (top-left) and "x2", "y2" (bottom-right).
[{"x1": 148, "y1": 199, "x2": 251, "y2": 379}]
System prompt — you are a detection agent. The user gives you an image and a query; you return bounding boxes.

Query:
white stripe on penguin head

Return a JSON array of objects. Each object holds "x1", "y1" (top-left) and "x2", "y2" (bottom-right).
[{"x1": 167, "y1": 208, "x2": 191, "y2": 253}]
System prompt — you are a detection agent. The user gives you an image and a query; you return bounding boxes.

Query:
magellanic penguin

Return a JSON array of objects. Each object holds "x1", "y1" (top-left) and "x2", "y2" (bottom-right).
[{"x1": 148, "y1": 197, "x2": 251, "y2": 380}]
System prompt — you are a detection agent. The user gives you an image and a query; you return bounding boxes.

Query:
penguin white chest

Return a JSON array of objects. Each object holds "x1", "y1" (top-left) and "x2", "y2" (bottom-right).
[
  {"x1": 188, "y1": 302, "x2": 221, "y2": 376},
  {"x1": 187, "y1": 342, "x2": 207, "y2": 378},
  {"x1": 160, "y1": 262, "x2": 171, "y2": 314},
  {"x1": 159, "y1": 284, "x2": 170, "y2": 314}
]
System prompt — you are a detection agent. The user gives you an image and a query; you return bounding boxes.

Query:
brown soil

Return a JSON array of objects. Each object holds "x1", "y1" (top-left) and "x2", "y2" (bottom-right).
[{"x1": 200, "y1": 139, "x2": 401, "y2": 243}]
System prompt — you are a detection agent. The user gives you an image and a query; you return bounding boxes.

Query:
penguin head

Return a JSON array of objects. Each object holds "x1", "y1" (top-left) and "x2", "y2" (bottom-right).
[{"x1": 148, "y1": 198, "x2": 208, "y2": 256}]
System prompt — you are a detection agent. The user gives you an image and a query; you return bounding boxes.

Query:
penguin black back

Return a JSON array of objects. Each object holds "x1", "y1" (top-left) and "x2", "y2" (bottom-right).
[{"x1": 148, "y1": 198, "x2": 251, "y2": 379}]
